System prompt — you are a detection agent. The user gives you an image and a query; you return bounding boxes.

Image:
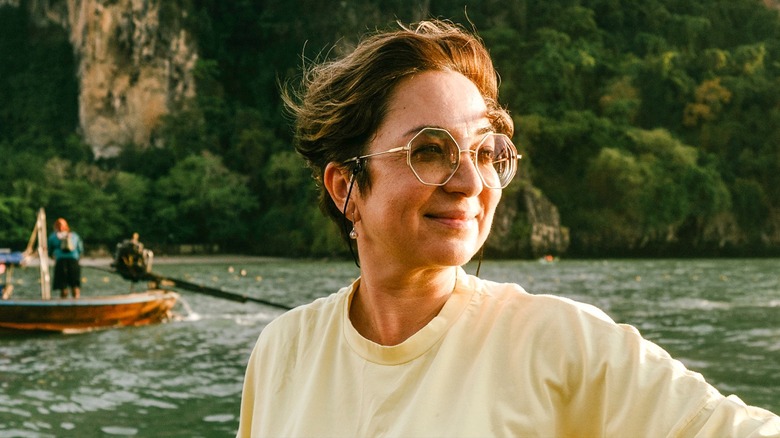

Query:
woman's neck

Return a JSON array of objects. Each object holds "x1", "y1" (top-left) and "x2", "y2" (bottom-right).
[{"x1": 349, "y1": 266, "x2": 457, "y2": 346}]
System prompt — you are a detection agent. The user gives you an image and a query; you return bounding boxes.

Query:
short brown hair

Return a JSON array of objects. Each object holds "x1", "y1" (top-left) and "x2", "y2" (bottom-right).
[
  {"x1": 54, "y1": 218, "x2": 70, "y2": 232},
  {"x1": 284, "y1": 19, "x2": 513, "y2": 242}
]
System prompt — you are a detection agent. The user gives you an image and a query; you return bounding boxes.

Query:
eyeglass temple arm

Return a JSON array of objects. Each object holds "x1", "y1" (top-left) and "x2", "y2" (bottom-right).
[{"x1": 344, "y1": 146, "x2": 408, "y2": 165}]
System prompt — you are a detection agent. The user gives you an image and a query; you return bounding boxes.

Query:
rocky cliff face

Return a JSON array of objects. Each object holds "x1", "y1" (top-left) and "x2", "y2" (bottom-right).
[
  {"x1": 489, "y1": 184, "x2": 570, "y2": 258},
  {"x1": 20, "y1": 0, "x2": 198, "y2": 157}
]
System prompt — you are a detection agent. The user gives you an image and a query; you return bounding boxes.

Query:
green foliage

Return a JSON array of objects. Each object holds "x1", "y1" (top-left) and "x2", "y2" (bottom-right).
[
  {"x1": 41, "y1": 159, "x2": 127, "y2": 243},
  {"x1": 112, "y1": 144, "x2": 178, "y2": 180},
  {"x1": 0, "y1": 6, "x2": 78, "y2": 147},
  {"x1": 106, "y1": 171, "x2": 155, "y2": 238},
  {"x1": 151, "y1": 152, "x2": 258, "y2": 246},
  {"x1": 628, "y1": 129, "x2": 730, "y2": 228},
  {"x1": 254, "y1": 150, "x2": 345, "y2": 256},
  {"x1": 731, "y1": 178, "x2": 770, "y2": 232},
  {"x1": 2, "y1": 0, "x2": 780, "y2": 256},
  {"x1": 0, "y1": 197, "x2": 37, "y2": 245},
  {"x1": 156, "y1": 108, "x2": 214, "y2": 160}
]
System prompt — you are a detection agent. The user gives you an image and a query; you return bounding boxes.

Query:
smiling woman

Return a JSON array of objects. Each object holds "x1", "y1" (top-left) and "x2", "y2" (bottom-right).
[{"x1": 236, "y1": 19, "x2": 780, "y2": 437}]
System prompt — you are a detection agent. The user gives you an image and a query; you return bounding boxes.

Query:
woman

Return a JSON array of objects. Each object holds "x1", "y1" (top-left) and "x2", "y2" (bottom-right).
[
  {"x1": 237, "y1": 20, "x2": 779, "y2": 437},
  {"x1": 47, "y1": 217, "x2": 83, "y2": 299}
]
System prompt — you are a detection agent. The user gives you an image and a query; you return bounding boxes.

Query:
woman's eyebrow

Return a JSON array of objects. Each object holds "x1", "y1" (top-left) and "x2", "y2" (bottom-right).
[
  {"x1": 475, "y1": 125, "x2": 494, "y2": 135},
  {"x1": 404, "y1": 126, "x2": 431, "y2": 136},
  {"x1": 407, "y1": 125, "x2": 494, "y2": 136}
]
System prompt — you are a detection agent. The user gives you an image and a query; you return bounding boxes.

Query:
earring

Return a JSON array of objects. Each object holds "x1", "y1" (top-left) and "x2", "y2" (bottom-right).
[{"x1": 349, "y1": 212, "x2": 358, "y2": 239}]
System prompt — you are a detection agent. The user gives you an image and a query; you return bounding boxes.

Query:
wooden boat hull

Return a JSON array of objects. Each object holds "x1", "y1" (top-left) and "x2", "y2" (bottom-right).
[{"x1": 0, "y1": 290, "x2": 179, "y2": 332}]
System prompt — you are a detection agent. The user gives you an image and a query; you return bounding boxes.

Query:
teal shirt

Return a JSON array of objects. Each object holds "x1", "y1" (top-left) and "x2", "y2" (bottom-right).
[{"x1": 48, "y1": 231, "x2": 84, "y2": 260}]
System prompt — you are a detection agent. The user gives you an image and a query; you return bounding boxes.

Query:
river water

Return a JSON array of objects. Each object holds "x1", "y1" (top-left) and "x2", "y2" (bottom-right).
[{"x1": 1, "y1": 258, "x2": 778, "y2": 436}]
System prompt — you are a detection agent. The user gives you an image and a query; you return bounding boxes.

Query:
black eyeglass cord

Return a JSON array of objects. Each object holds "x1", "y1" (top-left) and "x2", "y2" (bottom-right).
[
  {"x1": 343, "y1": 161, "x2": 361, "y2": 269},
  {"x1": 475, "y1": 246, "x2": 484, "y2": 277}
]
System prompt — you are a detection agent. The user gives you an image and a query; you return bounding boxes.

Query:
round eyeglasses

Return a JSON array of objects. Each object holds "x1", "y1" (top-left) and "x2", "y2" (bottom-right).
[{"x1": 344, "y1": 127, "x2": 521, "y2": 189}]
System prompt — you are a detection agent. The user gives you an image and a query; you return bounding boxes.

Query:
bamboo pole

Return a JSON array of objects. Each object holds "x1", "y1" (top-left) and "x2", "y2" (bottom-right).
[{"x1": 36, "y1": 208, "x2": 51, "y2": 300}]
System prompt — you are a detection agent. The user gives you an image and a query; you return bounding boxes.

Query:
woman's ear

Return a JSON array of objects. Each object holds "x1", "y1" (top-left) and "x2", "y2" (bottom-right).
[{"x1": 323, "y1": 162, "x2": 353, "y2": 213}]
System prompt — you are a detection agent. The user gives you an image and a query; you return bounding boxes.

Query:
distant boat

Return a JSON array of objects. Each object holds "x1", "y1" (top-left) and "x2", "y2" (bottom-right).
[
  {"x1": 538, "y1": 254, "x2": 559, "y2": 264},
  {"x1": 0, "y1": 208, "x2": 179, "y2": 333},
  {"x1": 0, "y1": 290, "x2": 179, "y2": 333}
]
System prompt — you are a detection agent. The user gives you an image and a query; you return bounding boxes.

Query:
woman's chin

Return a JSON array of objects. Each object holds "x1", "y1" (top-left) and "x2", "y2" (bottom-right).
[{"x1": 423, "y1": 241, "x2": 481, "y2": 267}]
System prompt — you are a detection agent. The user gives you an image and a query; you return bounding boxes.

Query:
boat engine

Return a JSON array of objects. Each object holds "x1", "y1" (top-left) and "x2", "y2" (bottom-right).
[{"x1": 112, "y1": 233, "x2": 154, "y2": 283}]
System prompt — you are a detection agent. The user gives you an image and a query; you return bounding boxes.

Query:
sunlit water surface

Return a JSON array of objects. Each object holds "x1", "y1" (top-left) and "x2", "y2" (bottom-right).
[{"x1": 1, "y1": 258, "x2": 778, "y2": 436}]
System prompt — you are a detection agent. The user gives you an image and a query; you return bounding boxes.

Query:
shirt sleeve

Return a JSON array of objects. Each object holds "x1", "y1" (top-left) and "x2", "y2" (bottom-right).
[
  {"x1": 675, "y1": 394, "x2": 780, "y2": 437},
  {"x1": 549, "y1": 299, "x2": 780, "y2": 436}
]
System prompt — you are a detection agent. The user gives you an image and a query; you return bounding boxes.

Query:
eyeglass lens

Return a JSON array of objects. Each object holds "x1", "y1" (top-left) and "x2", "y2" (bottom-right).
[{"x1": 407, "y1": 128, "x2": 516, "y2": 188}]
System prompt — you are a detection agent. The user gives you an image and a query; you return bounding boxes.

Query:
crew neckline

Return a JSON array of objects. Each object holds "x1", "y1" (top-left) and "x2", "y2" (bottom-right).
[{"x1": 342, "y1": 266, "x2": 475, "y2": 365}]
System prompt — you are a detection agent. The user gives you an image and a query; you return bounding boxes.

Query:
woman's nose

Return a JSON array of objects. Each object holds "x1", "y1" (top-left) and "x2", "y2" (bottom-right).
[{"x1": 444, "y1": 149, "x2": 483, "y2": 195}]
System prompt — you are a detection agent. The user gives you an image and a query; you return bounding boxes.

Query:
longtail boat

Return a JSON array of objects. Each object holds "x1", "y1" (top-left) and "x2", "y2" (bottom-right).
[
  {"x1": 0, "y1": 208, "x2": 179, "y2": 333},
  {"x1": 0, "y1": 290, "x2": 179, "y2": 332}
]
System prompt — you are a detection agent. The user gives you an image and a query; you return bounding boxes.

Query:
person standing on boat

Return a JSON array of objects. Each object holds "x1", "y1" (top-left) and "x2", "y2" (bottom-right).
[
  {"x1": 48, "y1": 217, "x2": 83, "y2": 299},
  {"x1": 237, "y1": 20, "x2": 779, "y2": 437}
]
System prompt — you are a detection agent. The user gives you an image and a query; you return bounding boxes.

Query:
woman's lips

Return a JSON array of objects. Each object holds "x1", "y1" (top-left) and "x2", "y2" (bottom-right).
[{"x1": 425, "y1": 211, "x2": 479, "y2": 229}]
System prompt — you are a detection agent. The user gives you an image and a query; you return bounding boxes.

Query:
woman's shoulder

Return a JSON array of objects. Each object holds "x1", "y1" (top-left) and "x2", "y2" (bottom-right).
[
  {"x1": 468, "y1": 274, "x2": 667, "y2": 362},
  {"x1": 468, "y1": 273, "x2": 616, "y2": 325}
]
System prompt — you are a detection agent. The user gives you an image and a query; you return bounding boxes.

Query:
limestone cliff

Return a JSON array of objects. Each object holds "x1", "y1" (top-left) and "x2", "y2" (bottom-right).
[
  {"x1": 489, "y1": 184, "x2": 570, "y2": 258},
  {"x1": 20, "y1": 0, "x2": 198, "y2": 157}
]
